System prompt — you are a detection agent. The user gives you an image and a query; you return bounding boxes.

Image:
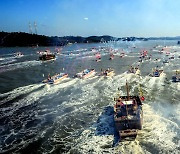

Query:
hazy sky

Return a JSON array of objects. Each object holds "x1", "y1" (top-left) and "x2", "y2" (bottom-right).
[{"x1": 1, "y1": 0, "x2": 180, "y2": 37}]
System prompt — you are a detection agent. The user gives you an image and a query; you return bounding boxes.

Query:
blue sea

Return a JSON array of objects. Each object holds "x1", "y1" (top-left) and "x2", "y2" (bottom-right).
[{"x1": 0, "y1": 40, "x2": 180, "y2": 153}]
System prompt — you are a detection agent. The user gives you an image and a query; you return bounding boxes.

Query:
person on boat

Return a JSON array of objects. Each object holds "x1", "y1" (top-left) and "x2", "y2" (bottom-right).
[
  {"x1": 132, "y1": 99, "x2": 138, "y2": 110},
  {"x1": 117, "y1": 98, "x2": 124, "y2": 107},
  {"x1": 104, "y1": 70, "x2": 108, "y2": 76},
  {"x1": 154, "y1": 67, "x2": 160, "y2": 76},
  {"x1": 155, "y1": 66, "x2": 159, "y2": 71},
  {"x1": 84, "y1": 69, "x2": 89, "y2": 74},
  {"x1": 129, "y1": 66, "x2": 134, "y2": 73},
  {"x1": 48, "y1": 74, "x2": 51, "y2": 80}
]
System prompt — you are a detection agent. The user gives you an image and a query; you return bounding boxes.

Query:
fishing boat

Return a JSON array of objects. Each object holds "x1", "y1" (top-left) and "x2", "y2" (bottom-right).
[
  {"x1": 120, "y1": 52, "x2": 125, "y2": 58},
  {"x1": 75, "y1": 69, "x2": 96, "y2": 79},
  {"x1": 95, "y1": 52, "x2": 101, "y2": 62},
  {"x1": 149, "y1": 68, "x2": 165, "y2": 77},
  {"x1": 127, "y1": 66, "x2": 141, "y2": 75},
  {"x1": 172, "y1": 70, "x2": 180, "y2": 82},
  {"x1": 109, "y1": 54, "x2": 114, "y2": 60},
  {"x1": 99, "y1": 69, "x2": 115, "y2": 77},
  {"x1": 42, "y1": 73, "x2": 68, "y2": 84},
  {"x1": 114, "y1": 82, "x2": 143, "y2": 139},
  {"x1": 172, "y1": 76, "x2": 180, "y2": 82},
  {"x1": 39, "y1": 50, "x2": 55, "y2": 61},
  {"x1": 163, "y1": 59, "x2": 169, "y2": 64},
  {"x1": 138, "y1": 58, "x2": 143, "y2": 63},
  {"x1": 14, "y1": 52, "x2": 24, "y2": 58},
  {"x1": 169, "y1": 56, "x2": 175, "y2": 60}
]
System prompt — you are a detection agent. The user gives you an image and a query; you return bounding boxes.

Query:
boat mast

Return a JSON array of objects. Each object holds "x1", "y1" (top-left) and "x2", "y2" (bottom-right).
[{"x1": 126, "y1": 81, "x2": 130, "y2": 101}]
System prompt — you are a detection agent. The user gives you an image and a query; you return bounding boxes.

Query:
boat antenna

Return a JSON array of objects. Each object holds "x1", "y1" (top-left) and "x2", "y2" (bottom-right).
[
  {"x1": 126, "y1": 80, "x2": 130, "y2": 101},
  {"x1": 114, "y1": 88, "x2": 120, "y2": 101},
  {"x1": 139, "y1": 84, "x2": 143, "y2": 96}
]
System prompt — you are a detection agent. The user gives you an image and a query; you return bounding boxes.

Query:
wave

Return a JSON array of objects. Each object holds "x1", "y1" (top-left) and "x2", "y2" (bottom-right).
[{"x1": 0, "y1": 60, "x2": 41, "y2": 73}]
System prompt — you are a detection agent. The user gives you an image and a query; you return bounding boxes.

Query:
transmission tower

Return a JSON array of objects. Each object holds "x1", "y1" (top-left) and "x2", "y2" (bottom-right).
[
  {"x1": 29, "y1": 22, "x2": 32, "y2": 34},
  {"x1": 34, "y1": 21, "x2": 37, "y2": 34}
]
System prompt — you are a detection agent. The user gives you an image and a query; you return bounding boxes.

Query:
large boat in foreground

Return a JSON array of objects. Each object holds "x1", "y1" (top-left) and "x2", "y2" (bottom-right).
[
  {"x1": 42, "y1": 73, "x2": 68, "y2": 84},
  {"x1": 39, "y1": 50, "x2": 55, "y2": 61},
  {"x1": 114, "y1": 82, "x2": 143, "y2": 139},
  {"x1": 75, "y1": 69, "x2": 96, "y2": 79}
]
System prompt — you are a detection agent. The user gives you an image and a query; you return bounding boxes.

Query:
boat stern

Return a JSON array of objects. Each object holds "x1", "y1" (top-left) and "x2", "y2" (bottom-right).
[{"x1": 119, "y1": 129, "x2": 138, "y2": 138}]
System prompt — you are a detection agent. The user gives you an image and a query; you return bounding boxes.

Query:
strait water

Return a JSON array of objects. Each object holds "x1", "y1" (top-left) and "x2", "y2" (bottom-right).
[{"x1": 0, "y1": 40, "x2": 180, "y2": 154}]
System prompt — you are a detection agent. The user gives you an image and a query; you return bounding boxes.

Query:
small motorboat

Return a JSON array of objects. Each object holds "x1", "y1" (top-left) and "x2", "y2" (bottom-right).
[
  {"x1": 172, "y1": 76, "x2": 180, "y2": 82},
  {"x1": 99, "y1": 69, "x2": 115, "y2": 77},
  {"x1": 39, "y1": 50, "x2": 56, "y2": 61},
  {"x1": 14, "y1": 52, "x2": 24, "y2": 58},
  {"x1": 95, "y1": 52, "x2": 101, "y2": 62},
  {"x1": 42, "y1": 73, "x2": 68, "y2": 84},
  {"x1": 163, "y1": 59, "x2": 169, "y2": 64},
  {"x1": 96, "y1": 59, "x2": 101, "y2": 62},
  {"x1": 120, "y1": 53, "x2": 125, "y2": 58},
  {"x1": 172, "y1": 70, "x2": 180, "y2": 82},
  {"x1": 138, "y1": 58, "x2": 143, "y2": 63},
  {"x1": 154, "y1": 58, "x2": 161, "y2": 62},
  {"x1": 114, "y1": 82, "x2": 144, "y2": 140},
  {"x1": 169, "y1": 56, "x2": 175, "y2": 60},
  {"x1": 127, "y1": 66, "x2": 141, "y2": 75},
  {"x1": 109, "y1": 54, "x2": 114, "y2": 60},
  {"x1": 75, "y1": 69, "x2": 96, "y2": 79},
  {"x1": 149, "y1": 68, "x2": 164, "y2": 77}
]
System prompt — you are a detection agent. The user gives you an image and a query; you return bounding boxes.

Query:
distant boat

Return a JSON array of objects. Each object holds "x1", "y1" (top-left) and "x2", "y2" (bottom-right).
[
  {"x1": 14, "y1": 52, "x2": 24, "y2": 58},
  {"x1": 75, "y1": 69, "x2": 96, "y2": 79},
  {"x1": 120, "y1": 52, "x2": 125, "y2": 58},
  {"x1": 39, "y1": 50, "x2": 55, "y2": 61},
  {"x1": 172, "y1": 70, "x2": 180, "y2": 82},
  {"x1": 127, "y1": 66, "x2": 141, "y2": 75},
  {"x1": 162, "y1": 59, "x2": 169, "y2": 64},
  {"x1": 166, "y1": 51, "x2": 170, "y2": 56},
  {"x1": 55, "y1": 47, "x2": 62, "y2": 55},
  {"x1": 42, "y1": 73, "x2": 68, "y2": 84},
  {"x1": 109, "y1": 54, "x2": 114, "y2": 60},
  {"x1": 149, "y1": 68, "x2": 165, "y2": 77},
  {"x1": 169, "y1": 56, "x2": 175, "y2": 60},
  {"x1": 95, "y1": 52, "x2": 101, "y2": 62},
  {"x1": 99, "y1": 68, "x2": 115, "y2": 77},
  {"x1": 172, "y1": 75, "x2": 180, "y2": 82}
]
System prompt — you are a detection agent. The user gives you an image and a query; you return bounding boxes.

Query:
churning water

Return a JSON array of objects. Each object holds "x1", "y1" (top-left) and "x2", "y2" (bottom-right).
[{"x1": 0, "y1": 40, "x2": 179, "y2": 153}]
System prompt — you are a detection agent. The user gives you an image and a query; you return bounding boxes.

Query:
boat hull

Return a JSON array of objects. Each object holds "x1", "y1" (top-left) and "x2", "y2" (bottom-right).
[
  {"x1": 82, "y1": 70, "x2": 95, "y2": 79},
  {"x1": 76, "y1": 69, "x2": 96, "y2": 79},
  {"x1": 43, "y1": 74, "x2": 68, "y2": 85},
  {"x1": 39, "y1": 54, "x2": 55, "y2": 61}
]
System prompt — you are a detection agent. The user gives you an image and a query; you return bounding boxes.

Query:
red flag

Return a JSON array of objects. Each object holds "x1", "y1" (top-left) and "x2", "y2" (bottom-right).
[{"x1": 141, "y1": 96, "x2": 145, "y2": 101}]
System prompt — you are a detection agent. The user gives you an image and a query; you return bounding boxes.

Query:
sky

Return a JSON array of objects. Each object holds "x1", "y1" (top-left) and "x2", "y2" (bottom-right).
[{"x1": 0, "y1": 0, "x2": 180, "y2": 37}]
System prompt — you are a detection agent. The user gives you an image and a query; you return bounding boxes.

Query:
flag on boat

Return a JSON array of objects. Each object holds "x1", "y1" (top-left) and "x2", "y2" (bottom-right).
[{"x1": 139, "y1": 84, "x2": 145, "y2": 101}]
